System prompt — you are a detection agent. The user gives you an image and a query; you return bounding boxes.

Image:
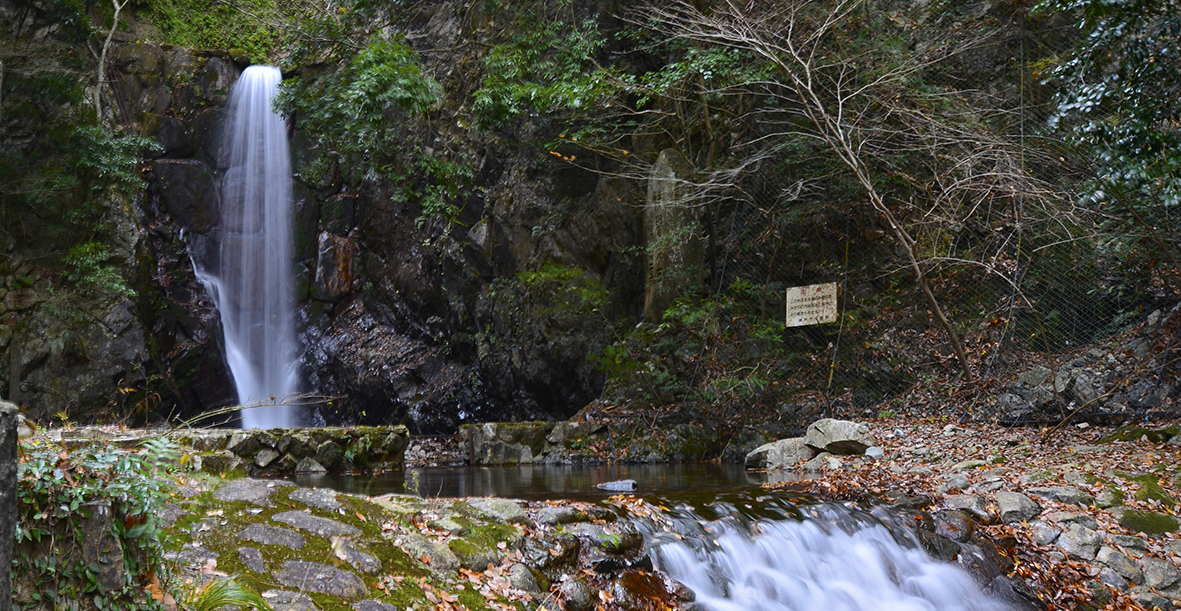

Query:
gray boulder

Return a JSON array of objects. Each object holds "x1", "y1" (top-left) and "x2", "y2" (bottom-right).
[
  {"x1": 745, "y1": 437, "x2": 815, "y2": 469},
  {"x1": 804, "y1": 419, "x2": 875, "y2": 455},
  {"x1": 994, "y1": 491, "x2": 1041, "y2": 524}
]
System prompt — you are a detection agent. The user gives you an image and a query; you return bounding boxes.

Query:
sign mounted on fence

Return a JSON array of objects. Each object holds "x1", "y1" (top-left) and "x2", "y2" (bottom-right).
[{"x1": 786, "y1": 282, "x2": 838, "y2": 327}]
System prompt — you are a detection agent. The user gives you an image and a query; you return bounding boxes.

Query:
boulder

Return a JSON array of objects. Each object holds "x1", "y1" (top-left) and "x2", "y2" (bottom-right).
[
  {"x1": 994, "y1": 491, "x2": 1041, "y2": 524},
  {"x1": 744, "y1": 437, "x2": 815, "y2": 470},
  {"x1": 1057, "y1": 524, "x2": 1101, "y2": 560},
  {"x1": 804, "y1": 419, "x2": 875, "y2": 455}
]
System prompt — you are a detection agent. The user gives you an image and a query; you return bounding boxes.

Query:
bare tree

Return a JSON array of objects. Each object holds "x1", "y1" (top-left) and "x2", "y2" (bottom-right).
[
  {"x1": 91, "y1": 0, "x2": 129, "y2": 120},
  {"x1": 633, "y1": 0, "x2": 1076, "y2": 383}
]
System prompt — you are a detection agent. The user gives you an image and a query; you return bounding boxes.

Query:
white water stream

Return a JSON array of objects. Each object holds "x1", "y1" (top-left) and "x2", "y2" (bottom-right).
[
  {"x1": 200, "y1": 65, "x2": 302, "y2": 428},
  {"x1": 651, "y1": 505, "x2": 1015, "y2": 611}
]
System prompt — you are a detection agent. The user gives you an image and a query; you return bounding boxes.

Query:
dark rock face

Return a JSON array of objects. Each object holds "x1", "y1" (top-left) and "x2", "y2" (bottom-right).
[{"x1": 0, "y1": 402, "x2": 14, "y2": 611}]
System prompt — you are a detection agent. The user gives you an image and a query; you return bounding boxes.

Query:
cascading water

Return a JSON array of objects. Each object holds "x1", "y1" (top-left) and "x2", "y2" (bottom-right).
[
  {"x1": 648, "y1": 501, "x2": 1019, "y2": 611},
  {"x1": 199, "y1": 65, "x2": 302, "y2": 428}
]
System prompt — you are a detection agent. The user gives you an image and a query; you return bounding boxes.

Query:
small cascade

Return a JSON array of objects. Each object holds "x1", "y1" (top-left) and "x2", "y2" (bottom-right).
[
  {"x1": 200, "y1": 65, "x2": 303, "y2": 428},
  {"x1": 649, "y1": 502, "x2": 1015, "y2": 611}
]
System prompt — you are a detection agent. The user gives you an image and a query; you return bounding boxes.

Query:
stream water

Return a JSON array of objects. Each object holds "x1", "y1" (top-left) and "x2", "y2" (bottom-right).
[
  {"x1": 645, "y1": 498, "x2": 1017, "y2": 611},
  {"x1": 298, "y1": 465, "x2": 1022, "y2": 610}
]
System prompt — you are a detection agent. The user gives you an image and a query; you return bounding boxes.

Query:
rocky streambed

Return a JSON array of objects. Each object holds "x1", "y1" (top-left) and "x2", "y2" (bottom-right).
[{"x1": 158, "y1": 472, "x2": 1033, "y2": 611}]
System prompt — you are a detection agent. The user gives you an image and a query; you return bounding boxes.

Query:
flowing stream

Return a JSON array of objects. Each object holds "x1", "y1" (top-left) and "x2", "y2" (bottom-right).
[
  {"x1": 199, "y1": 65, "x2": 302, "y2": 428},
  {"x1": 645, "y1": 498, "x2": 1018, "y2": 611}
]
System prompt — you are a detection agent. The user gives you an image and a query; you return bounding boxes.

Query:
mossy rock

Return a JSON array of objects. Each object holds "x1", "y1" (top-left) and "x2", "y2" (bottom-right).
[
  {"x1": 1113, "y1": 508, "x2": 1180, "y2": 535},
  {"x1": 1100, "y1": 426, "x2": 1181, "y2": 444},
  {"x1": 1125, "y1": 474, "x2": 1179, "y2": 506}
]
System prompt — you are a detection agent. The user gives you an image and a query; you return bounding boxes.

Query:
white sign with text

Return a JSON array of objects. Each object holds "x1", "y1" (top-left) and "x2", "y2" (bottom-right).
[{"x1": 785, "y1": 282, "x2": 838, "y2": 327}]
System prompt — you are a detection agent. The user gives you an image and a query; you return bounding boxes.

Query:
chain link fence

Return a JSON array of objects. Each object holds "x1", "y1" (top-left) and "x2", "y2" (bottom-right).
[{"x1": 688, "y1": 21, "x2": 1181, "y2": 425}]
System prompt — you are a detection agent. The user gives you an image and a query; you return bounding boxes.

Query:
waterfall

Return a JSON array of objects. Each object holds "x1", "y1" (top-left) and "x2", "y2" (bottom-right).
[
  {"x1": 201, "y1": 65, "x2": 303, "y2": 428},
  {"x1": 649, "y1": 503, "x2": 1017, "y2": 611}
]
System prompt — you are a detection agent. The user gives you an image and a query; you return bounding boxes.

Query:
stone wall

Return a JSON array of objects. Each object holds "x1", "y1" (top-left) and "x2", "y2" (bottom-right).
[{"x1": 174, "y1": 426, "x2": 410, "y2": 475}]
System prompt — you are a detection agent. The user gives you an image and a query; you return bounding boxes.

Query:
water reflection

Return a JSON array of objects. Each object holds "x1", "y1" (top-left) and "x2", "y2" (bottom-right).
[{"x1": 290, "y1": 462, "x2": 801, "y2": 500}]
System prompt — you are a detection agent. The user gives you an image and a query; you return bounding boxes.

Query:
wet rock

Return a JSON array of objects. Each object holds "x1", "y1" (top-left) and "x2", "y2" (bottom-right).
[
  {"x1": 944, "y1": 495, "x2": 994, "y2": 523},
  {"x1": 1111, "y1": 507, "x2": 1180, "y2": 535},
  {"x1": 1027, "y1": 486, "x2": 1093, "y2": 506},
  {"x1": 295, "y1": 458, "x2": 327, "y2": 473},
  {"x1": 537, "y1": 506, "x2": 591, "y2": 526},
  {"x1": 467, "y1": 498, "x2": 531, "y2": 526},
  {"x1": 744, "y1": 437, "x2": 815, "y2": 469},
  {"x1": 613, "y1": 569, "x2": 677, "y2": 611},
  {"x1": 933, "y1": 510, "x2": 975, "y2": 543},
  {"x1": 1137, "y1": 557, "x2": 1181, "y2": 590},
  {"x1": 994, "y1": 491, "x2": 1041, "y2": 524},
  {"x1": 1057, "y1": 524, "x2": 1101, "y2": 560},
  {"x1": 238, "y1": 524, "x2": 306, "y2": 550},
  {"x1": 151, "y1": 160, "x2": 218, "y2": 232},
  {"x1": 558, "y1": 577, "x2": 596, "y2": 611},
  {"x1": 596, "y1": 479, "x2": 638, "y2": 492},
  {"x1": 916, "y1": 530, "x2": 960, "y2": 562},
  {"x1": 313, "y1": 232, "x2": 357, "y2": 301},
  {"x1": 288, "y1": 488, "x2": 342, "y2": 511},
  {"x1": 272, "y1": 510, "x2": 360, "y2": 538},
  {"x1": 804, "y1": 419, "x2": 875, "y2": 455},
  {"x1": 262, "y1": 591, "x2": 319, "y2": 611},
  {"x1": 213, "y1": 478, "x2": 294, "y2": 507},
  {"x1": 238, "y1": 547, "x2": 267, "y2": 573},
  {"x1": 1095, "y1": 546, "x2": 1142, "y2": 585},
  {"x1": 275, "y1": 561, "x2": 367, "y2": 599}
]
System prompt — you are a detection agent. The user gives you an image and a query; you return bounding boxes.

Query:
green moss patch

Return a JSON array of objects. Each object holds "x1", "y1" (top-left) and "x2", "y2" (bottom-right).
[
  {"x1": 1100, "y1": 426, "x2": 1181, "y2": 444},
  {"x1": 1114, "y1": 508, "x2": 1180, "y2": 535}
]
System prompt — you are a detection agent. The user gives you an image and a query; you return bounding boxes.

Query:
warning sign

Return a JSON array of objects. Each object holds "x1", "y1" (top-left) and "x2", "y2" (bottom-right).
[{"x1": 785, "y1": 283, "x2": 838, "y2": 327}]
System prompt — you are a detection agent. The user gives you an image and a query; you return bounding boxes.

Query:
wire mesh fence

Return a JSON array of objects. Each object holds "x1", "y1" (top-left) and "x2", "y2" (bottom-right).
[{"x1": 687, "y1": 20, "x2": 1181, "y2": 425}]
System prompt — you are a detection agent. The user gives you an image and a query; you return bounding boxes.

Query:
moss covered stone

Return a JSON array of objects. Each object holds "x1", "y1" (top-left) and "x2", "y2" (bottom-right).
[
  {"x1": 1100, "y1": 426, "x2": 1181, "y2": 444},
  {"x1": 1112, "y1": 508, "x2": 1180, "y2": 535}
]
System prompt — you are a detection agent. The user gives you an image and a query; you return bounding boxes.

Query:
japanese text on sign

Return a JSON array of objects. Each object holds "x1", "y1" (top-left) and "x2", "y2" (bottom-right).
[{"x1": 785, "y1": 282, "x2": 838, "y2": 327}]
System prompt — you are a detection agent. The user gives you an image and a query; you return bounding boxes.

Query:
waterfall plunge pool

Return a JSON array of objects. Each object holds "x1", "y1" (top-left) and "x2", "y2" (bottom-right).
[{"x1": 285, "y1": 461, "x2": 803, "y2": 500}]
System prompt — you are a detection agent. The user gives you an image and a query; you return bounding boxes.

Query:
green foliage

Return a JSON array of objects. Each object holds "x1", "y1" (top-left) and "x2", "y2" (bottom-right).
[
  {"x1": 1040, "y1": 0, "x2": 1181, "y2": 262},
  {"x1": 64, "y1": 242, "x2": 137, "y2": 300},
  {"x1": 180, "y1": 577, "x2": 270, "y2": 611},
  {"x1": 15, "y1": 436, "x2": 180, "y2": 610},
  {"x1": 276, "y1": 36, "x2": 471, "y2": 225},
  {"x1": 148, "y1": 0, "x2": 282, "y2": 61},
  {"x1": 471, "y1": 18, "x2": 624, "y2": 129},
  {"x1": 517, "y1": 262, "x2": 609, "y2": 313}
]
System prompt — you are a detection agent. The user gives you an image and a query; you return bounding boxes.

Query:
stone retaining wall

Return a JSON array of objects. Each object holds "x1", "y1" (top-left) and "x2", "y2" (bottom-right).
[
  {"x1": 175, "y1": 426, "x2": 409, "y2": 475},
  {"x1": 52, "y1": 426, "x2": 409, "y2": 476}
]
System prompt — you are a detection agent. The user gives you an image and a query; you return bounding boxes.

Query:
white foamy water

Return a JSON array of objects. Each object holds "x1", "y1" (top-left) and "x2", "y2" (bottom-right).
[
  {"x1": 652, "y1": 511, "x2": 1013, "y2": 611},
  {"x1": 200, "y1": 65, "x2": 302, "y2": 428}
]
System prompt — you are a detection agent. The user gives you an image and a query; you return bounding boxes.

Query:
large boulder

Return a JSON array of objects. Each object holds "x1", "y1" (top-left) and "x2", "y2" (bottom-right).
[
  {"x1": 804, "y1": 419, "x2": 875, "y2": 455},
  {"x1": 745, "y1": 437, "x2": 816, "y2": 470}
]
